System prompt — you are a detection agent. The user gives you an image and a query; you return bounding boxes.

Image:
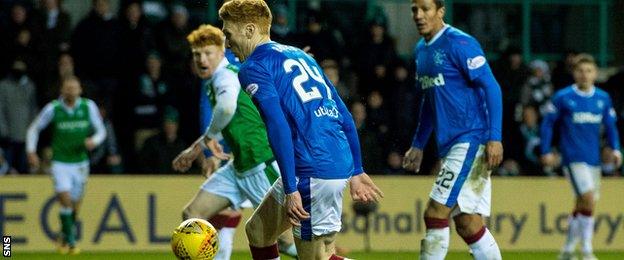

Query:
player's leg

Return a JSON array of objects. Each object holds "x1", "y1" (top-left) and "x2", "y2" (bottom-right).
[
  {"x1": 561, "y1": 165, "x2": 583, "y2": 258},
  {"x1": 452, "y1": 144, "x2": 501, "y2": 260},
  {"x1": 245, "y1": 179, "x2": 293, "y2": 260},
  {"x1": 182, "y1": 162, "x2": 240, "y2": 220},
  {"x1": 208, "y1": 210, "x2": 242, "y2": 260},
  {"x1": 568, "y1": 163, "x2": 600, "y2": 259},
  {"x1": 289, "y1": 177, "x2": 349, "y2": 260},
  {"x1": 237, "y1": 161, "x2": 297, "y2": 257},
  {"x1": 50, "y1": 161, "x2": 76, "y2": 253},
  {"x1": 64, "y1": 161, "x2": 89, "y2": 255},
  {"x1": 421, "y1": 142, "x2": 483, "y2": 259}
]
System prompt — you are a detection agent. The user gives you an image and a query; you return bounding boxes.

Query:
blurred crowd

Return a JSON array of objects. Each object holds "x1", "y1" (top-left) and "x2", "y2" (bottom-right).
[{"x1": 1, "y1": 0, "x2": 623, "y2": 177}]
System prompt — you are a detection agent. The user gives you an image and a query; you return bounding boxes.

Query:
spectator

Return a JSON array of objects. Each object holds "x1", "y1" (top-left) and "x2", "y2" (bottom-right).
[
  {"x1": 386, "y1": 60, "x2": 418, "y2": 152},
  {"x1": 321, "y1": 59, "x2": 356, "y2": 104},
  {"x1": 492, "y1": 46, "x2": 530, "y2": 163},
  {"x1": 366, "y1": 90, "x2": 390, "y2": 139},
  {"x1": 296, "y1": 10, "x2": 343, "y2": 63},
  {"x1": 351, "y1": 102, "x2": 383, "y2": 173},
  {"x1": 118, "y1": 0, "x2": 155, "y2": 82},
  {"x1": 138, "y1": 107, "x2": 187, "y2": 174},
  {"x1": 355, "y1": 18, "x2": 397, "y2": 96},
  {"x1": 0, "y1": 59, "x2": 37, "y2": 173},
  {"x1": 156, "y1": 4, "x2": 191, "y2": 80},
  {"x1": 0, "y1": 148, "x2": 16, "y2": 176},
  {"x1": 270, "y1": 4, "x2": 296, "y2": 46},
  {"x1": 71, "y1": 0, "x2": 120, "y2": 110},
  {"x1": 519, "y1": 60, "x2": 553, "y2": 116},
  {"x1": 384, "y1": 151, "x2": 406, "y2": 175},
  {"x1": 551, "y1": 50, "x2": 578, "y2": 90},
  {"x1": 132, "y1": 52, "x2": 172, "y2": 152},
  {"x1": 32, "y1": 0, "x2": 71, "y2": 94},
  {"x1": 1, "y1": 3, "x2": 35, "y2": 75},
  {"x1": 90, "y1": 104, "x2": 122, "y2": 174},
  {"x1": 518, "y1": 105, "x2": 542, "y2": 175}
]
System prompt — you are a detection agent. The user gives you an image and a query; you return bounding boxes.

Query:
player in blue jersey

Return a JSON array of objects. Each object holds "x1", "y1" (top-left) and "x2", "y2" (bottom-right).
[
  {"x1": 219, "y1": 1, "x2": 383, "y2": 259},
  {"x1": 402, "y1": 0, "x2": 503, "y2": 259},
  {"x1": 540, "y1": 54, "x2": 621, "y2": 260}
]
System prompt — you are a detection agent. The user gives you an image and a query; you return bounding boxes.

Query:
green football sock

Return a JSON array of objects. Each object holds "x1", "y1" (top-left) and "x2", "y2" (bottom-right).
[{"x1": 59, "y1": 207, "x2": 75, "y2": 246}]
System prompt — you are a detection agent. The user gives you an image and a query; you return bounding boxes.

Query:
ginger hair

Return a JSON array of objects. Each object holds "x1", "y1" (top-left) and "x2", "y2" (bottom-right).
[
  {"x1": 186, "y1": 24, "x2": 225, "y2": 50},
  {"x1": 218, "y1": 0, "x2": 272, "y2": 35}
]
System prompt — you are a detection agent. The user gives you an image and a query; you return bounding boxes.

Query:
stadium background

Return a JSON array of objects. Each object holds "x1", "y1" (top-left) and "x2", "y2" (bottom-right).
[{"x1": 1, "y1": 0, "x2": 624, "y2": 258}]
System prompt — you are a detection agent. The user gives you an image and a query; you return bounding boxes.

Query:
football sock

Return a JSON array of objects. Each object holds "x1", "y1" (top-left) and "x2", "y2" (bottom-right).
[
  {"x1": 214, "y1": 227, "x2": 236, "y2": 260},
  {"x1": 59, "y1": 207, "x2": 76, "y2": 246},
  {"x1": 463, "y1": 226, "x2": 501, "y2": 260},
  {"x1": 577, "y1": 210, "x2": 594, "y2": 254},
  {"x1": 329, "y1": 254, "x2": 345, "y2": 260},
  {"x1": 562, "y1": 212, "x2": 580, "y2": 253},
  {"x1": 420, "y1": 218, "x2": 450, "y2": 260},
  {"x1": 250, "y1": 243, "x2": 279, "y2": 260}
]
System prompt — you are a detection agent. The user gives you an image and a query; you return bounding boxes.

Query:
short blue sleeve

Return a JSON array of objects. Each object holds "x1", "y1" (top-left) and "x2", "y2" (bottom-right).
[{"x1": 450, "y1": 36, "x2": 489, "y2": 81}]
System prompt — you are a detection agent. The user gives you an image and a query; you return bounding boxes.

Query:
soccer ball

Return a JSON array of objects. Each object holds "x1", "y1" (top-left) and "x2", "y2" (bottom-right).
[{"x1": 171, "y1": 218, "x2": 219, "y2": 260}]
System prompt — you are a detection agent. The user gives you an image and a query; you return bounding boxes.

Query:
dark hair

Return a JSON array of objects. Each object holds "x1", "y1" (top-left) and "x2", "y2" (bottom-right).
[{"x1": 434, "y1": 0, "x2": 445, "y2": 9}]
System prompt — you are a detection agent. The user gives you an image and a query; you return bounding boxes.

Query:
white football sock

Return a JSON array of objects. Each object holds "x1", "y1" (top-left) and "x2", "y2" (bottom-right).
[
  {"x1": 468, "y1": 228, "x2": 502, "y2": 260},
  {"x1": 562, "y1": 215, "x2": 580, "y2": 253},
  {"x1": 420, "y1": 227, "x2": 450, "y2": 260},
  {"x1": 578, "y1": 215, "x2": 594, "y2": 254},
  {"x1": 214, "y1": 227, "x2": 235, "y2": 260}
]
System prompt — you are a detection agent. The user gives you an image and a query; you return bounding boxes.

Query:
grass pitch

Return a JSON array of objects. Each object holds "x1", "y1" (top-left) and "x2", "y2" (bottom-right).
[{"x1": 9, "y1": 251, "x2": 624, "y2": 259}]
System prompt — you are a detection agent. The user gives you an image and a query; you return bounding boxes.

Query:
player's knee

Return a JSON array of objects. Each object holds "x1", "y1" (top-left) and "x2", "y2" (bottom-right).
[
  {"x1": 245, "y1": 217, "x2": 261, "y2": 243},
  {"x1": 424, "y1": 201, "x2": 450, "y2": 219},
  {"x1": 454, "y1": 216, "x2": 482, "y2": 238},
  {"x1": 183, "y1": 205, "x2": 201, "y2": 220},
  {"x1": 578, "y1": 192, "x2": 595, "y2": 210}
]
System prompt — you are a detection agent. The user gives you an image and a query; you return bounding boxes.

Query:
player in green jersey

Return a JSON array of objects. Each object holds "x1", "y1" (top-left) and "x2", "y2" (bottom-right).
[
  {"x1": 26, "y1": 76, "x2": 106, "y2": 254},
  {"x1": 172, "y1": 24, "x2": 296, "y2": 259}
]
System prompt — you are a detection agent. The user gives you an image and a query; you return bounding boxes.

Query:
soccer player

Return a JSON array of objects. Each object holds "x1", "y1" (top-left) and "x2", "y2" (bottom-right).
[
  {"x1": 540, "y1": 54, "x2": 621, "y2": 260},
  {"x1": 171, "y1": 24, "x2": 297, "y2": 259},
  {"x1": 26, "y1": 76, "x2": 106, "y2": 254},
  {"x1": 219, "y1": 1, "x2": 383, "y2": 259},
  {"x1": 402, "y1": 0, "x2": 503, "y2": 259}
]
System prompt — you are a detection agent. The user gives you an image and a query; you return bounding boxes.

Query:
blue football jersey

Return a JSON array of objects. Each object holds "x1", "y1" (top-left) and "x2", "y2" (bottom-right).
[
  {"x1": 238, "y1": 42, "x2": 354, "y2": 181},
  {"x1": 413, "y1": 26, "x2": 498, "y2": 156},
  {"x1": 540, "y1": 85, "x2": 620, "y2": 166}
]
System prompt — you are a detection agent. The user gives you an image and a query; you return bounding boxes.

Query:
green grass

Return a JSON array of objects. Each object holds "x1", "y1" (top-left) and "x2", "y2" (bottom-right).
[{"x1": 9, "y1": 251, "x2": 624, "y2": 260}]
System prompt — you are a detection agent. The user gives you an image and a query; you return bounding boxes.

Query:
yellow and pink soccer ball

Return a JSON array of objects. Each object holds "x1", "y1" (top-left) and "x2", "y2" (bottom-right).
[{"x1": 171, "y1": 218, "x2": 219, "y2": 260}]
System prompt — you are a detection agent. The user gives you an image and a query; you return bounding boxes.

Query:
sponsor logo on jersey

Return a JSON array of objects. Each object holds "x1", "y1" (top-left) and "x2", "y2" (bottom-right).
[
  {"x1": 57, "y1": 120, "x2": 90, "y2": 130},
  {"x1": 467, "y1": 55, "x2": 486, "y2": 70},
  {"x1": 573, "y1": 112, "x2": 602, "y2": 124},
  {"x1": 418, "y1": 73, "x2": 445, "y2": 90},
  {"x1": 245, "y1": 83, "x2": 259, "y2": 96},
  {"x1": 314, "y1": 105, "x2": 340, "y2": 119}
]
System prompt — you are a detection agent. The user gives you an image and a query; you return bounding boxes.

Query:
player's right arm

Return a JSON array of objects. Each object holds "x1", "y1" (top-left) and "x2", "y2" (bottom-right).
[
  {"x1": 540, "y1": 95, "x2": 562, "y2": 167},
  {"x1": 25, "y1": 103, "x2": 55, "y2": 170},
  {"x1": 404, "y1": 93, "x2": 433, "y2": 172},
  {"x1": 239, "y1": 61, "x2": 309, "y2": 225}
]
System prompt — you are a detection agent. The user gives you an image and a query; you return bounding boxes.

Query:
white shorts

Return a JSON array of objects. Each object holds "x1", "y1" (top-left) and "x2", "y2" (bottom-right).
[
  {"x1": 201, "y1": 160, "x2": 277, "y2": 210},
  {"x1": 563, "y1": 162, "x2": 601, "y2": 200},
  {"x1": 270, "y1": 176, "x2": 349, "y2": 241},
  {"x1": 51, "y1": 160, "x2": 90, "y2": 201},
  {"x1": 429, "y1": 142, "x2": 492, "y2": 217}
]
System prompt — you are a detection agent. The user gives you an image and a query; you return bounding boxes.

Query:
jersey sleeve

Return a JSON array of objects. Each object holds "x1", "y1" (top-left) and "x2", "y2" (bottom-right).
[
  {"x1": 473, "y1": 69, "x2": 503, "y2": 141},
  {"x1": 26, "y1": 103, "x2": 55, "y2": 153},
  {"x1": 239, "y1": 62, "x2": 298, "y2": 194},
  {"x1": 87, "y1": 100, "x2": 107, "y2": 146},
  {"x1": 204, "y1": 72, "x2": 239, "y2": 139},
  {"x1": 602, "y1": 95, "x2": 620, "y2": 150},
  {"x1": 450, "y1": 36, "x2": 490, "y2": 81},
  {"x1": 411, "y1": 94, "x2": 433, "y2": 149},
  {"x1": 540, "y1": 95, "x2": 562, "y2": 155}
]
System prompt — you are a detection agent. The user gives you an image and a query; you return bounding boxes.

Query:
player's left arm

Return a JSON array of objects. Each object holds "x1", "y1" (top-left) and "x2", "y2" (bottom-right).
[
  {"x1": 452, "y1": 37, "x2": 503, "y2": 168},
  {"x1": 602, "y1": 96, "x2": 622, "y2": 166},
  {"x1": 203, "y1": 73, "x2": 239, "y2": 140},
  {"x1": 86, "y1": 100, "x2": 107, "y2": 150}
]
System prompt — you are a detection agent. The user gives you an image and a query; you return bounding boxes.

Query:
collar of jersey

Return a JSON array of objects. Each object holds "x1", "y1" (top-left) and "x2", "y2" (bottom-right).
[
  {"x1": 426, "y1": 24, "x2": 450, "y2": 46},
  {"x1": 57, "y1": 97, "x2": 83, "y2": 113},
  {"x1": 572, "y1": 84, "x2": 595, "y2": 98}
]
